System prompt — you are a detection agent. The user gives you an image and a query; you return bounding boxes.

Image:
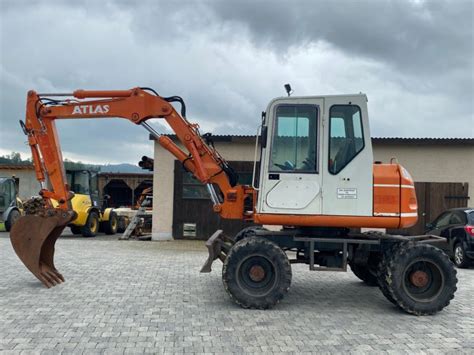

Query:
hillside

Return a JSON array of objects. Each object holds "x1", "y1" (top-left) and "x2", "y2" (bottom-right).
[{"x1": 0, "y1": 153, "x2": 149, "y2": 174}]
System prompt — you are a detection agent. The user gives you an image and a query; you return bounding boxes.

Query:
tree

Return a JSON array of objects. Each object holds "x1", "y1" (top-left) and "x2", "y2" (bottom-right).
[{"x1": 9, "y1": 152, "x2": 22, "y2": 163}]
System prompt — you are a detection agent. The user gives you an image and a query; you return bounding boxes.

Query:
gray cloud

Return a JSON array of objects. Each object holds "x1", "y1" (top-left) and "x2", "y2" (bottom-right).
[{"x1": 0, "y1": 0, "x2": 472, "y2": 164}]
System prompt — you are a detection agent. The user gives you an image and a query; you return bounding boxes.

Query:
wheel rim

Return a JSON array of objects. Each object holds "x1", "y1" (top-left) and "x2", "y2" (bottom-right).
[
  {"x1": 402, "y1": 258, "x2": 444, "y2": 302},
  {"x1": 90, "y1": 218, "x2": 97, "y2": 232},
  {"x1": 454, "y1": 246, "x2": 464, "y2": 265},
  {"x1": 236, "y1": 254, "x2": 277, "y2": 297},
  {"x1": 111, "y1": 217, "x2": 117, "y2": 230}
]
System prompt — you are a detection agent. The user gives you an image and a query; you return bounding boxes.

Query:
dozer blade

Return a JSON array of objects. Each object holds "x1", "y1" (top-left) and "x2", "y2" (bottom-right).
[
  {"x1": 200, "y1": 230, "x2": 234, "y2": 273},
  {"x1": 10, "y1": 211, "x2": 75, "y2": 288}
]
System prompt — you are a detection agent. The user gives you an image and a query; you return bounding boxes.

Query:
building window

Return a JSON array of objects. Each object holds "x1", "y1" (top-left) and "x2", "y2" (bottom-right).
[
  {"x1": 182, "y1": 171, "x2": 253, "y2": 199},
  {"x1": 328, "y1": 105, "x2": 364, "y2": 174},
  {"x1": 270, "y1": 105, "x2": 318, "y2": 173},
  {"x1": 183, "y1": 173, "x2": 209, "y2": 199}
]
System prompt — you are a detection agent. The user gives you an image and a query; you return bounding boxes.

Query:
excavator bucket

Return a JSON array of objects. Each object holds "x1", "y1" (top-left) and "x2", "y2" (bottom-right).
[{"x1": 10, "y1": 211, "x2": 74, "y2": 288}]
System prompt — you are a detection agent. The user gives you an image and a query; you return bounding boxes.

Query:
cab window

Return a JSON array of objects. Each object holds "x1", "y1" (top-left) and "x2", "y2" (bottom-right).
[
  {"x1": 328, "y1": 105, "x2": 364, "y2": 174},
  {"x1": 270, "y1": 105, "x2": 318, "y2": 172}
]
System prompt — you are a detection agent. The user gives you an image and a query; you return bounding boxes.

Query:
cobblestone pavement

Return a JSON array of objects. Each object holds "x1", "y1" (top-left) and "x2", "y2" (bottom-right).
[{"x1": 0, "y1": 231, "x2": 473, "y2": 354}]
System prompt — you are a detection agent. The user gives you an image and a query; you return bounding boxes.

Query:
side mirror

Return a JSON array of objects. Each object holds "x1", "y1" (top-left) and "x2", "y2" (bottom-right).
[{"x1": 425, "y1": 223, "x2": 434, "y2": 230}]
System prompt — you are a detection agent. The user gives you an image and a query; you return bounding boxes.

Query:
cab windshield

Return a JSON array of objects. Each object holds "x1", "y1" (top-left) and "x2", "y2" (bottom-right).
[
  {"x1": 70, "y1": 171, "x2": 90, "y2": 194},
  {"x1": 0, "y1": 178, "x2": 14, "y2": 211}
]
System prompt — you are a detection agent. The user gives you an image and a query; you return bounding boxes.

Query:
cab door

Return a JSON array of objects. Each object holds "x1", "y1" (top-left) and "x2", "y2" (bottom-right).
[
  {"x1": 321, "y1": 96, "x2": 373, "y2": 216},
  {"x1": 257, "y1": 98, "x2": 323, "y2": 214}
]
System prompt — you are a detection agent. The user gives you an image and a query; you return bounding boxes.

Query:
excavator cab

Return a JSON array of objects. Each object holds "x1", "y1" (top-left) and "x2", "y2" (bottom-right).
[{"x1": 256, "y1": 95, "x2": 373, "y2": 219}]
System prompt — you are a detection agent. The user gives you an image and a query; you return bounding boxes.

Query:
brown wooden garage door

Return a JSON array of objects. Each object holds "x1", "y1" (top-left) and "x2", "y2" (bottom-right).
[
  {"x1": 389, "y1": 182, "x2": 470, "y2": 235},
  {"x1": 172, "y1": 160, "x2": 258, "y2": 240}
]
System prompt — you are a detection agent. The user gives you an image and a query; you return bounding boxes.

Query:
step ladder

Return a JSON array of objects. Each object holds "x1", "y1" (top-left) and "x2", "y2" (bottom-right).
[{"x1": 119, "y1": 206, "x2": 148, "y2": 240}]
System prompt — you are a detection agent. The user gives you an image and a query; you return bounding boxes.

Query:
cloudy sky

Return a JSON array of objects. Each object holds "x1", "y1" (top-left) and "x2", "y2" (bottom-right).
[{"x1": 1, "y1": 0, "x2": 473, "y2": 164}]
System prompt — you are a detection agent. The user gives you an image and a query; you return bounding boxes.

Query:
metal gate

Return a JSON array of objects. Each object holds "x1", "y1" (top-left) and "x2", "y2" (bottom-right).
[
  {"x1": 389, "y1": 182, "x2": 470, "y2": 235},
  {"x1": 172, "y1": 160, "x2": 257, "y2": 239}
]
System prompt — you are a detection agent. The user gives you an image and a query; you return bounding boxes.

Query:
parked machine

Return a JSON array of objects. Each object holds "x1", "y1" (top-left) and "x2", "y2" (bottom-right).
[
  {"x1": 10, "y1": 86, "x2": 457, "y2": 315},
  {"x1": 0, "y1": 177, "x2": 23, "y2": 231},
  {"x1": 63, "y1": 169, "x2": 118, "y2": 237},
  {"x1": 115, "y1": 186, "x2": 153, "y2": 236}
]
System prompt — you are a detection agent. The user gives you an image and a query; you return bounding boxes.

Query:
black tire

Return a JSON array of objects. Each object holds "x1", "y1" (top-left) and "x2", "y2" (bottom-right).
[
  {"x1": 377, "y1": 243, "x2": 402, "y2": 305},
  {"x1": 82, "y1": 211, "x2": 99, "y2": 237},
  {"x1": 104, "y1": 212, "x2": 118, "y2": 235},
  {"x1": 222, "y1": 236, "x2": 292, "y2": 309},
  {"x1": 70, "y1": 225, "x2": 83, "y2": 235},
  {"x1": 385, "y1": 243, "x2": 457, "y2": 315},
  {"x1": 453, "y1": 242, "x2": 470, "y2": 268},
  {"x1": 234, "y1": 226, "x2": 267, "y2": 243},
  {"x1": 349, "y1": 262, "x2": 379, "y2": 286},
  {"x1": 5, "y1": 209, "x2": 21, "y2": 232},
  {"x1": 117, "y1": 216, "x2": 128, "y2": 233}
]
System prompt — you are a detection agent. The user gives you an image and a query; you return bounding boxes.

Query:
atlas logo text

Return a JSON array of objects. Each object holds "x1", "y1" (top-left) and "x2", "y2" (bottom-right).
[{"x1": 72, "y1": 105, "x2": 110, "y2": 115}]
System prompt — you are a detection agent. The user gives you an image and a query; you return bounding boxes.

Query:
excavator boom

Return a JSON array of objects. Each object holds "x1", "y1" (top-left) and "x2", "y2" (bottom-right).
[{"x1": 11, "y1": 87, "x2": 253, "y2": 287}]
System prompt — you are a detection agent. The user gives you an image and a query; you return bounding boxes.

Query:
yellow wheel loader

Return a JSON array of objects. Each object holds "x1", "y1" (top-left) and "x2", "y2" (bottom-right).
[
  {"x1": 0, "y1": 177, "x2": 24, "y2": 231},
  {"x1": 62, "y1": 170, "x2": 117, "y2": 237}
]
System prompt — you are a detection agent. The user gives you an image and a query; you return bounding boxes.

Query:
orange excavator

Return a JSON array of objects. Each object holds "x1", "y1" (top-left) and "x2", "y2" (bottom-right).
[{"x1": 11, "y1": 87, "x2": 457, "y2": 315}]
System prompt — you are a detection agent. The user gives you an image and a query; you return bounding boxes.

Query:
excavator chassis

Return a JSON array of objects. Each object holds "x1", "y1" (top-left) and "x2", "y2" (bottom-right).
[{"x1": 201, "y1": 228, "x2": 457, "y2": 315}]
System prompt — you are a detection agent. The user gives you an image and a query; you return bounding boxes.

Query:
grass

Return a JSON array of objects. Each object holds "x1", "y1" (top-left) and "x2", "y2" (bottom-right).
[{"x1": 0, "y1": 222, "x2": 5, "y2": 232}]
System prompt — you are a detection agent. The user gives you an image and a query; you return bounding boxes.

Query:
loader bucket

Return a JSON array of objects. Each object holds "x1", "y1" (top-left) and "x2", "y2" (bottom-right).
[{"x1": 10, "y1": 211, "x2": 75, "y2": 288}]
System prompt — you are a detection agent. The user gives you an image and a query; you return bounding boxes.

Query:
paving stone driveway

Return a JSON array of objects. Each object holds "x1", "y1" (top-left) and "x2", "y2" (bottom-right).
[{"x1": 0, "y1": 231, "x2": 473, "y2": 354}]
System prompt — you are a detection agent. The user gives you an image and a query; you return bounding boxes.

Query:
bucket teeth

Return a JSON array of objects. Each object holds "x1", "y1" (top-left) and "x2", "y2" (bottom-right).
[{"x1": 10, "y1": 210, "x2": 75, "y2": 287}]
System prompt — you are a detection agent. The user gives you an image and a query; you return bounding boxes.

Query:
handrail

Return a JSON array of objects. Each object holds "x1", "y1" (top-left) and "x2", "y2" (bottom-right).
[{"x1": 251, "y1": 125, "x2": 261, "y2": 191}]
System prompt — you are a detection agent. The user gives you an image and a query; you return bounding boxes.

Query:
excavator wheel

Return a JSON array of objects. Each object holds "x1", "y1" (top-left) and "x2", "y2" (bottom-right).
[
  {"x1": 385, "y1": 243, "x2": 457, "y2": 315},
  {"x1": 234, "y1": 226, "x2": 268, "y2": 243},
  {"x1": 222, "y1": 236, "x2": 292, "y2": 309},
  {"x1": 349, "y1": 262, "x2": 379, "y2": 286},
  {"x1": 82, "y1": 211, "x2": 99, "y2": 237},
  {"x1": 377, "y1": 242, "x2": 403, "y2": 305},
  {"x1": 349, "y1": 243, "x2": 380, "y2": 286}
]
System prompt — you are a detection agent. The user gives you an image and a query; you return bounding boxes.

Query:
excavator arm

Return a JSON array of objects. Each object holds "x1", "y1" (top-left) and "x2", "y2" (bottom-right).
[{"x1": 11, "y1": 87, "x2": 254, "y2": 287}]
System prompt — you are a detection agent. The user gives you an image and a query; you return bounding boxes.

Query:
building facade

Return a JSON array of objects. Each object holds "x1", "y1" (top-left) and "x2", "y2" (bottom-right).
[
  {"x1": 152, "y1": 136, "x2": 474, "y2": 240},
  {"x1": 0, "y1": 164, "x2": 39, "y2": 200}
]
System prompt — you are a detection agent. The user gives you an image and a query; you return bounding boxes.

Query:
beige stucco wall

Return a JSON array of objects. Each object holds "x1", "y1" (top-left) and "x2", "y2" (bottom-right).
[
  {"x1": 153, "y1": 139, "x2": 474, "y2": 240},
  {"x1": 0, "y1": 168, "x2": 39, "y2": 200},
  {"x1": 372, "y1": 143, "x2": 474, "y2": 201}
]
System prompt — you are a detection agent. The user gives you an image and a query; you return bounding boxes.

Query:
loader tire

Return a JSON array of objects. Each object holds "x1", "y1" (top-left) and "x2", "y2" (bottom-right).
[
  {"x1": 385, "y1": 243, "x2": 457, "y2": 315},
  {"x1": 117, "y1": 216, "x2": 128, "y2": 233},
  {"x1": 82, "y1": 211, "x2": 99, "y2": 238},
  {"x1": 349, "y1": 262, "x2": 379, "y2": 286},
  {"x1": 70, "y1": 225, "x2": 82, "y2": 235},
  {"x1": 223, "y1": 236, "x2": 291, "y2": 309},
  {"x1": 104, "y1": 212, "x2": 118, "y2": 235},
  {"x1": 5, "y1": 209, "x2": 21, "y2": 232}
]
